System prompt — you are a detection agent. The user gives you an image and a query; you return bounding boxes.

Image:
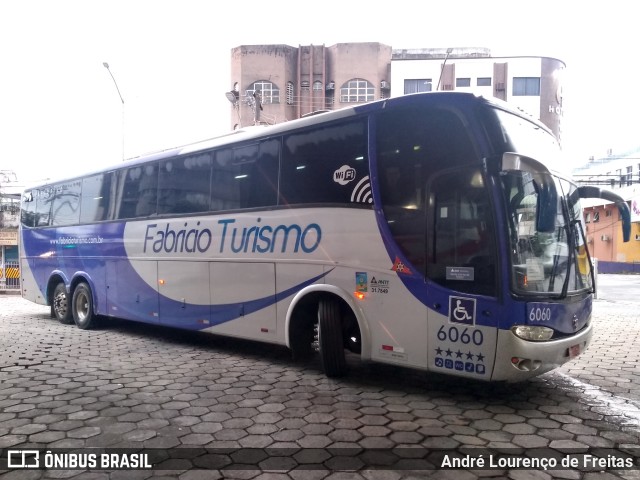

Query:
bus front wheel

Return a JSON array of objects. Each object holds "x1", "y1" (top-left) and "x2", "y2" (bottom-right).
[
  {"x1": 317, "y1": 298, "x2": 347, "y2": 378},
  {"x1": 52, "y1": 283, "x2": 73, "y2": 324},
  {"x1": 72, "y1": 283, "x2": 97, "y2": 330}
]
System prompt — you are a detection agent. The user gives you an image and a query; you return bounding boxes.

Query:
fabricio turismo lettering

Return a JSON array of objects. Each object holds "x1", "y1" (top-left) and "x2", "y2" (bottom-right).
[{"x1": 143, "y1": 218, "x2": 322, "y2": 255}]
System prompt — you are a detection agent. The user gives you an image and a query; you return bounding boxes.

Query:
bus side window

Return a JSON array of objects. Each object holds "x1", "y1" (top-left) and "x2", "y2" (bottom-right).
[
  {"x1": 211, "y1": 140, "x2": 280, "y2": 212},
  {"x1": 50, "y1": 181, "x2": 81, "y2": 226},
  {"x1": 280, "y1": 120, "x2": 368, "y2": 206},
  {"x1": 251, "y1": 139, "x2": 279, "y2": 208},
  {"x1": 20, "y1": 191, "x2": 36, "y2": 227},
  {"x1": 158, "y1": 153, "x2": 212, "y2": 215},
  {"x1": 212, "y1": 148, "x2": 240, "y2": 211},
  {"x1": 115, "y1": 164, "x2": 158, "y2": 219},
  {"x1": 80, "y1": 173, "x2": 113, "y2": 223}
]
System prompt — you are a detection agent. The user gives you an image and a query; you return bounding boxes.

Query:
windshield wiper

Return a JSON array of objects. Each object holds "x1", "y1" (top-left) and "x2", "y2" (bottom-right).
[{"x1": 549, "y1": 196, "x2": 572, "y2": 300}]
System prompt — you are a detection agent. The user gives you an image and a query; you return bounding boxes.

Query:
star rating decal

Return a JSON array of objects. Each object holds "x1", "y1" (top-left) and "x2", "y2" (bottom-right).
[{"x1": 434, "y1": 344, "x2": 486, "y2": 375}]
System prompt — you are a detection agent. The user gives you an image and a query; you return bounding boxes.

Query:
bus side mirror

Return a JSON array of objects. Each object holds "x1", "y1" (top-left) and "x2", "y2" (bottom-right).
[{"x1": 501, "y1": 152, "x2": 557, "y2": 233}]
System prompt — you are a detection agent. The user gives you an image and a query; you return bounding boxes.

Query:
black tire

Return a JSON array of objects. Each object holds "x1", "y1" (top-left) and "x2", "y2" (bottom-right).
[
  {"x1": 72, "y1": 282, "x2": 97, "y2": 330},
  {"x1": 52, "y1": 282, "x2": 74, "y2": 324},
  {"x1": 318, "y1": 298, "x2": 347, "y2": 378}
]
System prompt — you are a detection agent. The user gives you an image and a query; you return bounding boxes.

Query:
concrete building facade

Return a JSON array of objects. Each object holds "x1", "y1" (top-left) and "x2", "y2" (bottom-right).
[
  {"x1": 229, "y1": 43, "x2": 564, "y2": 141},
  {"x1": 390, "y1": 47, "x2": 565, "y2": 142},
  {"x1": 229, "y1": 43, "x2": 391, "y2": 129}
]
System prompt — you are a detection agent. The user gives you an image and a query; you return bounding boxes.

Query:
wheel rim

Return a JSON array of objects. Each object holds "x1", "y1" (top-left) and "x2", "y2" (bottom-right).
[
  {"x1": 54, "y1": 291, "x2": 68, "y2": 318},
  {"x1": 75, "y1": 291, "x2": 89, "y2": 323}
]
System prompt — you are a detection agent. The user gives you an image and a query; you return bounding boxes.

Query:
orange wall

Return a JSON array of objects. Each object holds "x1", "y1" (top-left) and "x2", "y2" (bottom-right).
[{"x1": 584, "y1": 205, "x2": 640, "y2": 262}]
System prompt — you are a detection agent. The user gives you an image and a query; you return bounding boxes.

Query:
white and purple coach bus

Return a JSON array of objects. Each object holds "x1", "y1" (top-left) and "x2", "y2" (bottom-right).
[{"x1": 19, "y1": 93, "x2": 631, "y2": 381}]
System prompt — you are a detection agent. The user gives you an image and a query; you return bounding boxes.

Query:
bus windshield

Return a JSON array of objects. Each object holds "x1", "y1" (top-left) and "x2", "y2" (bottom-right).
[{"x1": 501, "y1": 170, "x2": 592, "y2": 297}]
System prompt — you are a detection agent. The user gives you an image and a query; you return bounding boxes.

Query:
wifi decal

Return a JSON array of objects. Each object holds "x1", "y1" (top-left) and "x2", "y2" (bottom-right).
[
  {"x1": 351, "y1": 176, "x2": 373, "y2": 204},
  {"x1": 333, "y1": 165, "x2": 356, "y2": 185}
]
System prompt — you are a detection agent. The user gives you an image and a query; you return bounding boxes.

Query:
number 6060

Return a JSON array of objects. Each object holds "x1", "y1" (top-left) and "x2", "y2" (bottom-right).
[{"x1": 529, "y1": 307, "x2": 552, "y2": 322}]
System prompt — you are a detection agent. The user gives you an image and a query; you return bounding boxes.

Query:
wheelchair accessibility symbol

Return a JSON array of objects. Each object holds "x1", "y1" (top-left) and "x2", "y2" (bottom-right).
[{"x1": 449, "y1": 296, "x2": 476, "y2": 326}]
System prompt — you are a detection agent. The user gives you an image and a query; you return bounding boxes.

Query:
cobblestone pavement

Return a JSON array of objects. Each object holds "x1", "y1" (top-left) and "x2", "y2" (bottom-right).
[{"x1": 0, "y1": 292, "x2": 639, "y2": 480}]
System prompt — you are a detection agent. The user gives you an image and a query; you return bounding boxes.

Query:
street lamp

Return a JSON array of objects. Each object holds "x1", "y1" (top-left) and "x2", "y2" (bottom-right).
[
  {"x1": 436, "y1": 48, "x2": 454, "y2": 91},
  {"x1": 103, "y1": 62, "x2": 125, "y2": 161}
]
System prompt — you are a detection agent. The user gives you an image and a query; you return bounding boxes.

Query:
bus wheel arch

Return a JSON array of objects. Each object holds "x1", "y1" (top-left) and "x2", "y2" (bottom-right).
[{"x1": 286, "y1": 286, "x2": 370, "y2": 376}]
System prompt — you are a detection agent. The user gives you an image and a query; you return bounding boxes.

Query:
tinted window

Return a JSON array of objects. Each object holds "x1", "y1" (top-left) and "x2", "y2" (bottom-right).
[
  {"x1": 427, "y1": 168, "x2": 497, "y2": 296},
  {"x1": 80, "y1": 173, "x2": 114, "y2": 223},
  {"x1": 211, "y1": 139, "x2": 279, "y2": 211},
  {"x1": 51, "y1": 180, "x2": 81, "y2": 226},
  {"x1": 211, "y1": 148, "x2": 240, "y2": 211},
  {"x1": 35, "y1": 187, "x2": 53, "y2": 227},
  {"x1": 280, "y1": 120, "x2": 369, "y2": 205},
  {"x1": 376, "y1": 105, "x2": 480, "y2": 276},
  {"x1": 377, "y1": 105, "x2": 477, "y2": 178},
  {"x1": 20, "y1": 191, "x2": 36, "y2": 227},
  {"x1": 115, "y1": 163, "x2": 158, "y2": 219},
  {"x1": 159, "y1": 153, "x2": 212, "y2": 215}
]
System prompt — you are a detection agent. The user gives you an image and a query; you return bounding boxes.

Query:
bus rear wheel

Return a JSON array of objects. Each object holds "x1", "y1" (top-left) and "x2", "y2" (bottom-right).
[
  {"x1": 72, "y1": 282, "x2": 97, "y2": 330},
  {"x1": 52, "y1": 282, "x2": 74, "y2": 324},
  {"x1": 317, "y1": 298, "x2": 347, "y2": 378}
]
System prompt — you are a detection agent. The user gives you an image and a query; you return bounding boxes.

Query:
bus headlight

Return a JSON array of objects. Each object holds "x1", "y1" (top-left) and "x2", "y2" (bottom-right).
[{"x1": 511, "y1": 325, "x2": 554, "y2": 341}]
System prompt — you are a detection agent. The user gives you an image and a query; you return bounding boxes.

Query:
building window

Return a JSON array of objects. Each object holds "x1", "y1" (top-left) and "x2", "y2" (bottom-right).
[
  {"x1": 477, "y1": 77, "x2": 491, "y2": 87},
  {"x1": 585, "y1": 212, "x2": 591, "y2": 223},
  {"x1": 404, "y1": 79, "x2": 432, "y2": 94},
  {"x1": 593, "y1": 211, "x2": 600, "y2": 223},
  {"x1": 340, "y1": 78, "x2": 375, "y2": 103},
  {"x1": 313, "y1": 80, "x2": 323, "y2": 91},
  {"x1": 513, "y1": 77, "x2": 540, "y2": 96},
  {"x1": 247, "y1": 80, "x2": 280, "y2": 104},
  {"x1": 286, "y1": 82, "x2": 294, "y2": 105},
  {"x1": 456, "y1": 78, "x2": 471, "y2": 88},
  {"x1": 325, "y1": 95, "x2": 335, "y2": 109}
]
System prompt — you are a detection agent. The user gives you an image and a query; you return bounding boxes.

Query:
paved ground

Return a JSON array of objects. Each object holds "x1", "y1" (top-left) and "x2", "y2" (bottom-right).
[{"x1": 0, "y1": 276, "x2": 639, "y2": 479}]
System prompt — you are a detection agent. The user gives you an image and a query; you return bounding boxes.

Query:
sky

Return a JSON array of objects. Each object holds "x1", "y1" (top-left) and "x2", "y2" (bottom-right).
[{"x1": 1, "y1": 0, "x2": 639, "y2": 189}]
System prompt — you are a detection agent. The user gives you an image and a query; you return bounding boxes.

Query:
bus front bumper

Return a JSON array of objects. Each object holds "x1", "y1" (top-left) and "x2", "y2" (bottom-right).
[{"x1": 491, "y1": 323, "x2": 593, "y2": 382}]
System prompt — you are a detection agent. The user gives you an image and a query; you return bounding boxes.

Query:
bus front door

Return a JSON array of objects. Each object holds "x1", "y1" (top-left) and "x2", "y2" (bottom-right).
[{"x1": 425, "y1": 168, "x2": 500, "y2": 380}]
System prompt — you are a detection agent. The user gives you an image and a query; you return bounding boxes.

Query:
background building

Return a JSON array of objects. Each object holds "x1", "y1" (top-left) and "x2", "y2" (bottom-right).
[
  {"x1": 572, "y1": 149, "x2": 640, "y2": 271},
  {"x1": 229, "y1": 43, "x2": 391, "y2": 129},
  {"x1": 390, "y1": 47, "x2": 565, "y2": 142},
  {"x1": 0, "y1": 170, "x2": 20, "y2": 291},
  {"x1": 229, "y1": 43, "x2": 564, "y2": 141}
]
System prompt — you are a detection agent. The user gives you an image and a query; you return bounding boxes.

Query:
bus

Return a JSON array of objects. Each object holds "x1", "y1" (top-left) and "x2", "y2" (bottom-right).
[{"x1": 19, "y1": 92, "x2": 631, "y2": 382}]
